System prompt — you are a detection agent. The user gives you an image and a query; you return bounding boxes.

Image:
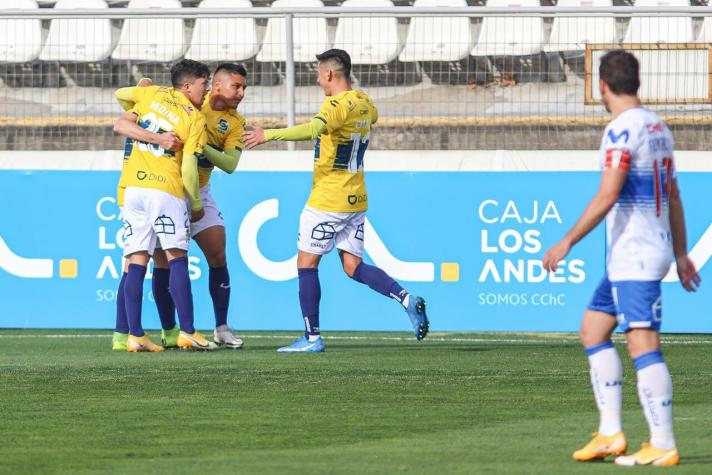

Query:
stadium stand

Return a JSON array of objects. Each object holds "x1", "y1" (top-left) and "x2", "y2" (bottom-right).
[
  {"x1": 335, "y1": 0, "x2": 418, "y2": 86},
  {"x1": 398, "y1": 0, "x2": 484, "y2": 86},
  {"x1": 111, "y1": 0, "x2": 187, "y2": 86},
  {"x1": 184, "y1": 0, "x2": 263, "y2": 83},
  {"x1": 256, "y1": 0, "x2": 330, "y2": 86},
  {"x1": 0, "y1": 0, "x2": 45, "y2": 88},
  {"x1": 623, "y1": 0, "x2": 694, "y2": 43},
  {"x1": 39, "y1": 0, "x2": 114, "y2": 88},
  {"x1": 470, "y1": 0, "x2": 552, "y2": 84}
]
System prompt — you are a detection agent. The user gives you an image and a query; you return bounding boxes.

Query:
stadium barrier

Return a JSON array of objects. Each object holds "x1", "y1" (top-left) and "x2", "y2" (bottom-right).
[
  {"x1": 1, "y1": 150, "x2": 710, "y2": 332},
  {"x1": 1, "y1": 3, "x2": 711, "y2": 151}
]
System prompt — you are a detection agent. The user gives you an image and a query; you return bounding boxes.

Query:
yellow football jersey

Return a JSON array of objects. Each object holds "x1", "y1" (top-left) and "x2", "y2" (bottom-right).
[
  {"x1": 121, "y1": 85, "x2": 207, "y2": 201},
  {"x1": 199, "y1": 92, "x2": 245, "y2": 188},
  {"x1": 309, "y1": 89, "x2": 378, "y2": 212}
]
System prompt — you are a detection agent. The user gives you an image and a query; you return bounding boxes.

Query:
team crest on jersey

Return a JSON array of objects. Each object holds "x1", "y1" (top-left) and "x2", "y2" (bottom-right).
[
  {"x1": 217, "y1": 118, "x2": 229, "y2": 134},
  {"x1": 607, "y1": 129, "x2": 630, "y2": 144}
]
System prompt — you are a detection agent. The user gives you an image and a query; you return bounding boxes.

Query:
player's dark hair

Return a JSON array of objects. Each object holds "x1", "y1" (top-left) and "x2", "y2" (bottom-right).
[
  {"x1": 215, "y1": 62, "x2": 248, "y2": 78},
  {"x1": 316, "y1": 49, "x2": 351, "y2": 78},
  {"x1": 171, "y1": 59, "x2": 210, "y2": 89},
  {"x1": 599, "y1": 50, "x2": 640, "y2": 96}
]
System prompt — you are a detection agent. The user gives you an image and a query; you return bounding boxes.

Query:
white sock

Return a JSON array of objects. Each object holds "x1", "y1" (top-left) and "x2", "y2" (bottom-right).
[
  {"x1": 636, "y1": 357, "x2": 675, "y2": 450},
  {"x1": 307, "y1": 334, "x2": 321, "y2": 342},
  {"x1": 586, "y1": 342, "x2": 623, "y2": 436},
  {"x1": 401, "y1": 294, "x2": 410, "y2": 309}
]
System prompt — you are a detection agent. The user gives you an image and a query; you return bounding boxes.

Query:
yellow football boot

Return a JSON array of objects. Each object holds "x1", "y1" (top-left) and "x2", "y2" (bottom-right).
[
  {"x1": 615, "y1": 443, "x2": 679, "y2": 467},
  {"x1": 126, "y1": 334, "x2": 164, "y2": 353},
  {"x1": 112, "y1": 332, "x2": 128, "y2": 351},
  {"x1": 177, "y1": 330, "x2": 219, "y2": 351},
  {"x1": 573, "y1": 432, "x2": 627, "y2": 462}
]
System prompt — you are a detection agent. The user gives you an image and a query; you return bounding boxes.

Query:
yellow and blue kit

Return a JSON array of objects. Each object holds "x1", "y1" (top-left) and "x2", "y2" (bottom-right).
[
  {"x1": 265, "y1": 89, "x2": 378, "y2": 212},
  {"x1": 199, "y1": 92, "x2": 245, "y2": 187},
  {"x1": 115, "y1": 85, "x2": 206, "y2": 211}
]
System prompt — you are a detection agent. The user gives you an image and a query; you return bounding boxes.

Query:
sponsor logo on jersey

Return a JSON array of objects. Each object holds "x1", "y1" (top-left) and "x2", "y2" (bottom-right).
[
  {"x1": 348, "y1": 194, "x2": 367, "y2": 205},
  {"x1": 136, "y1": 170, "x2": 166, "y2": 183},
  {"x1": 607, "y1": 129, "x2": 630, "y2": 144}
]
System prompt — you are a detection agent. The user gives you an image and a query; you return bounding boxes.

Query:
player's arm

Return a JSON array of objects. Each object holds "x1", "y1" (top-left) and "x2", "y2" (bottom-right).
[
  {"x1": 112, "y1": 111, "x2": 183, "y2": 152},
  {"x1": 204, "y1": 123, "x2": 244, "y2": 173},
  {"x1": 114, "y1": 78, "x2": 153, "y2": 111},
  {"x1": 668, "y1": 178, "x2": 701, "y2": 291},
  {"x1": 242, "y1": 118, "x2": 327, "y2": 149},
  {"x1": 543, "y1": 166, "x2": 628, "y2": 272},
  {"x1": 182, "y1": 115, "x2": 207, "y2": 215}
]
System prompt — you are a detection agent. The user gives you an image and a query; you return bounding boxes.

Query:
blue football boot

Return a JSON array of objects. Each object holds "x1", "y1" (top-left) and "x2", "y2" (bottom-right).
[
  {"x1": 277, "y1": 336, "x2": 325, "y2": 353},
  {"x1": 406, "y1": 296, "x2": 429, "y2": 340}
]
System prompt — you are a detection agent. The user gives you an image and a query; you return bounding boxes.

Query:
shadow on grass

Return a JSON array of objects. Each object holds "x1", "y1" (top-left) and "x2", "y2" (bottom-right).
[{"x1": 681, "y1": 455, "x2": 712, "y2": 464}]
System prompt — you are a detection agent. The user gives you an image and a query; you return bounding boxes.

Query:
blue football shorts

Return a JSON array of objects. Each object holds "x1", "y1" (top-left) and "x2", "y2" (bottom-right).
[{"x1": 588, "y1": 275, "x2": 663, "y2": 332}]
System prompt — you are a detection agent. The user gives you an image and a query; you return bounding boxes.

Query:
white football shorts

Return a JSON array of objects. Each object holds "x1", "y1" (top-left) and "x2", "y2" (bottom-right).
[
  {"x1": 298, "y1": 205, "x2": 365, "y2": 257},
  {"x1": 189, "y1": 184, "x2": 224, "y2": 238},
  {"x1": 122, "y1": 186, "x2": 190, "y2": 257}
]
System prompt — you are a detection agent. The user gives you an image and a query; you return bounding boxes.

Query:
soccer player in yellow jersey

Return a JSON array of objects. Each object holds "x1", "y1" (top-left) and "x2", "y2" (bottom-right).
[
  {"x1": 113, "y1": 64, "x2": 248, "y2": 350},
  {"x1": 244, "y1": 49, "x2": 430, "y2": 352},
  {"x1": 111, "y1": 59, "x2": 215, "y2": 352}
]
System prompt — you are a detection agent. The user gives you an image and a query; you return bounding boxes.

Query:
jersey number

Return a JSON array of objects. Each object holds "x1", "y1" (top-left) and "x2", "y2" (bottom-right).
[
  {"x1": 333, "y1": 132, "x2": 369, "y2": 173},
  {"x1": 136, "y1": 112, "x2": 174, "y2": 158},
  {"x1": 653, "y1": 157, "x2": 673, "y2": 217}
]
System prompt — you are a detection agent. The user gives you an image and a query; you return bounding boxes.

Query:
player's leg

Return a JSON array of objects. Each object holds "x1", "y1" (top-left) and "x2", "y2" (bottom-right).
[
  {"x1": 613, "y1": 281, "x2": 679, "y2": 467},
  {"x1": 121, "y1": 188, "x2": 163, "y2": 352},
  {"x1": 573, "y1": 276, "x2": 626, "y2": 461},
  {"x1": 193, "y1": 223, "x2": 242, "y2": 349},
  {"x1": 337, "y1": 212, "x2": 429, "y2": 340},
  {"x1": 151, "y1": 247, "x2": 179, "y2": 348},
  {"x1": 277, "y1": 207, "x2": 329, "y2": 353},
  {"x1": 112, "y1": 258, "x2": 130, "y2": 350}
]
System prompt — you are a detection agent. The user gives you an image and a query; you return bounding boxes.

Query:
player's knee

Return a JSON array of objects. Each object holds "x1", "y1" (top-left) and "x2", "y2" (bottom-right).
[
  {"x1": 206, "y1": 249, "x2": 227, "y2": 268},
  {"x1": 342, "y1": 261, "x2": 357, "y2": 278}
]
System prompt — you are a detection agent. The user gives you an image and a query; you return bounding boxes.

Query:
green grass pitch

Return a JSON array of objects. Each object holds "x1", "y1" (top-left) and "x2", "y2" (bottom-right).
[{"x1": 1, "y1": 330, "x2": 711, "y2": 474}]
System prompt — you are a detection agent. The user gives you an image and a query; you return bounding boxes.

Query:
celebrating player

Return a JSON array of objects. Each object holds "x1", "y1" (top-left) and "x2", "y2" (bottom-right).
[
  {"x1": 111, "y1": 59, "x2": 212, "y2": 352},
  {"x1": 542, "y1": 50, "x2": 700, "y2": 466},
  {"x1": 113, "y1": 64, "x2": 248, "y2": 350},
  {"x1": 243, "y1": 49, "x2": 430, "y2": 353}
]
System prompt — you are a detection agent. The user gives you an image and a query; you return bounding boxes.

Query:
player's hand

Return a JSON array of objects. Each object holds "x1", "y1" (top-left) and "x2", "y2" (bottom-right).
[
  {"x1": 136, "y1": 77, "x2": 152, "y2": 87},
  {"x1": 243, "y1": 124, "x2": 266, "y2": 149},
  {"x1": 676, "y1": 255, "x2": 701, "y2": 292},
  {"x1": 542, "y1": 239, "x2": 572, "y2": 273},
  {"x1": 190, "y1": 208, "x2": 205, "y2": 222},
  {"x1": 158, "y1": 132, "x2": 183, "y2": 152}
]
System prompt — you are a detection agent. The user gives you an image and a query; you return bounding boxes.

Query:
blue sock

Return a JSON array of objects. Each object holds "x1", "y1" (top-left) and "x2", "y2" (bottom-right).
[
  {"x1": 152, "y1": 267, "x2": 176, "y2": 331},
  {"x1": 352, "y1": 262, "x2": 409, "y2": 306},
  {"x1": 298, "y1": 268, "x2": 320, "y2": 338},
  {"x1": 124, "y1": 264, "x2": 147, "y2": 337},
  {"x1": 169, "y1": 256, "x2": 195, "y2": 334},
  {"x1": 115, "y1": 272, "x2": 129, "y2": 334},
  {"x1": 209, "y1": 266, "x2": 230, "y2": 328}
]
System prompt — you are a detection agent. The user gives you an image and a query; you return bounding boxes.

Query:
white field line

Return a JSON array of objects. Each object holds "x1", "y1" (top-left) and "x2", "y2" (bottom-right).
[{"x1": 0, "y1": 333, "x2": 711, "y2": 345}]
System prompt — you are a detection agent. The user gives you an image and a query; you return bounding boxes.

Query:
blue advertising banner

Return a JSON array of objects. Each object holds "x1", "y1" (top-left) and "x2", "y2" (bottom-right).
[{"x1": 0, "y1": 169, "x2": 708, "y2": 332}]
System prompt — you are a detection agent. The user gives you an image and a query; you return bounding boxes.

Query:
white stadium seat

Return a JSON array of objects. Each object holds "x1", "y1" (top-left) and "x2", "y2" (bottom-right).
[
  {"x1": 400, "y1": 0, "x2": 473, "y2": 63},
  {"x1": 39, "y1": 0, "x2": 113, "y2": 62},
  {"x1": 544, "y1": 0, "x2": 618, "y2": 53},
  {"x1": 470, "y1": 0, "x2": 545, "y2": 57},
  {"x1": 622, "y1": 0, "x2": 694, "y2": 44},
  {"x1": 335, "y1": 0, "x2": 401, "y2": 65},
  {"x1": 111, "y1": 0, "x2": 186, "y2": 62},
  {"x1": 0, "y1": 0, "x2": 43, "y2": 64},
  {"x1": 185, "y1": 0, "x2": 260, "y2": 62},
  {"x1": 256, "y1": 0, "x2": 330, "y2": 63}
]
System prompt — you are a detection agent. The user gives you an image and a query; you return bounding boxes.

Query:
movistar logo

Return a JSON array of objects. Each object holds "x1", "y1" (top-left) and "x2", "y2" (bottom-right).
[
  {"x1": 607, "y1": 129, "x2": 630, "y2": 144},
  {"x1": 0, "y1": 235, "x2": 77, "y2": 279}
]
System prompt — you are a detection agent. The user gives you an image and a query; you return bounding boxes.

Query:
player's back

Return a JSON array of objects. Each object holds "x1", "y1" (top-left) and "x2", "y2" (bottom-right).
[
  {"x1": 309, "y1": 89, "x2": 378, "y2": 213},
  {"x1": 600, "y1": 107, "x2": 675, "y2": 281},
  {"x1": 123, "y1": 86, "x2": 205, "y2": 200}
]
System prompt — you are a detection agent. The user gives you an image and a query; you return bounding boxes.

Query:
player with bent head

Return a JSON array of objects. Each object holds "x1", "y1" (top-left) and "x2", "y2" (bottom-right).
[
  {"x1": 114, "y1": 63, "x2": 249, "y2": 350},
  {"x1": 112, "y1": 59, "x2": 212, "y2": 352},
  {"x1": 543, "y1": 50, "x2": 700, "y2": 466},
  {"x1": 243, "y1": 49, "x2": 429, "y2": 353}
]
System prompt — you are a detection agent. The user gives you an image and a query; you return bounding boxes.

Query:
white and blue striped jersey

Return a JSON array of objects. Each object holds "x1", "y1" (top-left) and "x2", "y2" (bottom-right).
[{"x1": 599, "y1": 107, "x2": 675, "y2": 281}]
